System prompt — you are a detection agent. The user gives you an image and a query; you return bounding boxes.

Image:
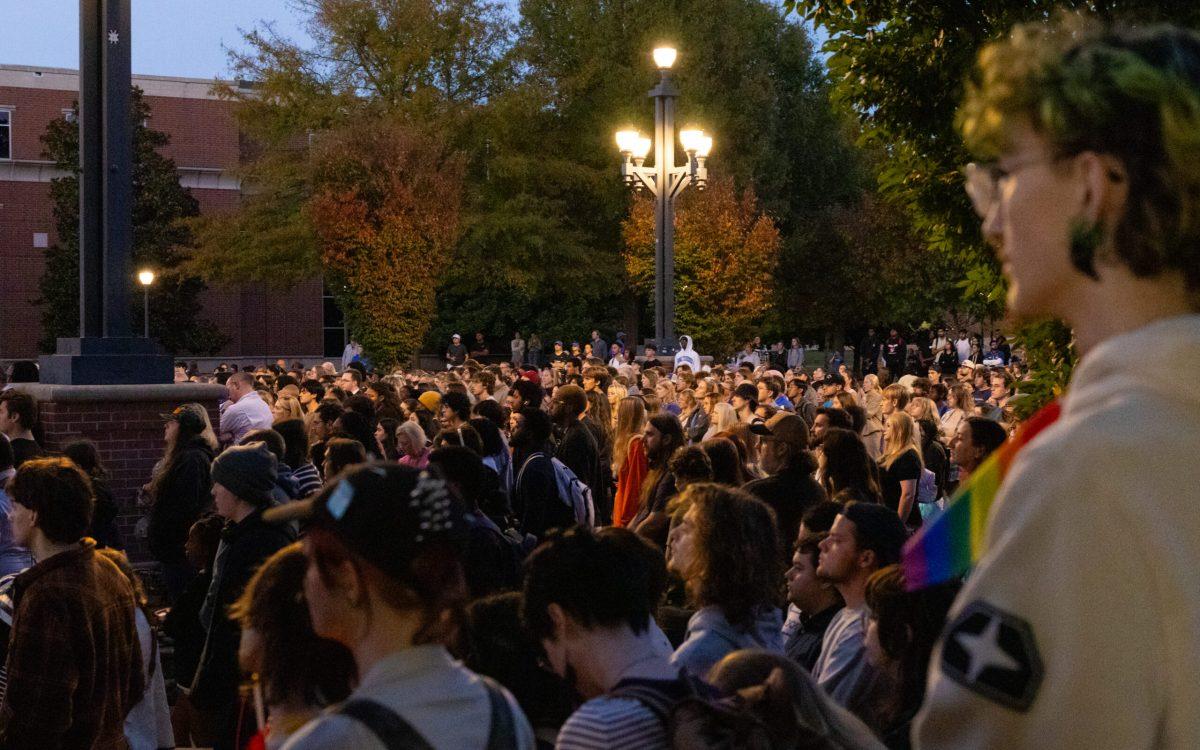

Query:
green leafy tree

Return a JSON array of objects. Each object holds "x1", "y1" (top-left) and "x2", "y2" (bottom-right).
[
  {"x1": 786, "y1": 1, "x2": 1200, "y2": 405},
  {"x1": 38, "y1": 88, "x2": 226, "y2": 354}
]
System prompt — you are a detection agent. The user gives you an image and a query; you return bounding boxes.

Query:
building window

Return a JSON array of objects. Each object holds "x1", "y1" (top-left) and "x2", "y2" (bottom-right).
[
  {"x1": 323, "y1": 286, "x2": 346, "y2": 358},
  {"x1": 0, "y1": 110, "x2": 11, "y2": 160}
]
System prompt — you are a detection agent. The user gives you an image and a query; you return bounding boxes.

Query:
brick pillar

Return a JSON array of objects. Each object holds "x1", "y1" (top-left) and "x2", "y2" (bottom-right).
[{"x1": 15, "y1": 383, "x2": 226, "y2": 561}]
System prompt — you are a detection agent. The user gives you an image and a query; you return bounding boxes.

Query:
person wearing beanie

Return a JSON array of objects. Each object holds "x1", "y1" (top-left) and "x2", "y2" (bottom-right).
[
  {"x1": 186, "y1": 442, "x2": 295, "y2": 749},
  {"x1": 417, "y1": 390, "x2": 442, "y2": 415}
]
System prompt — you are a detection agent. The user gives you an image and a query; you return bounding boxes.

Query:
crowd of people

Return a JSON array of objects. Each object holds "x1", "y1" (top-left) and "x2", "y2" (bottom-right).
[
  {"x1": 0, "y1": 328, "x2": 1017, "y2": 749},
  {"x1": 0, "y1": 13, "x2": 1197, "y2": 750}
]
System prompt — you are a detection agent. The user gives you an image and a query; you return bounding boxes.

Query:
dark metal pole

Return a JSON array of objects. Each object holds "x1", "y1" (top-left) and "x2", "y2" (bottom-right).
[
  {"x1": 78, "y1": 0, "x2": 104, "y2": 338},
  {"x1": 102, "y1": 0, "x2": 133, "y2": 338},
  {"x1": 651, "y1": 72, "x2": 679, "y2": 354},
  {"x1": 143, "y1": 286, "x2": 149, "y2": 337}
]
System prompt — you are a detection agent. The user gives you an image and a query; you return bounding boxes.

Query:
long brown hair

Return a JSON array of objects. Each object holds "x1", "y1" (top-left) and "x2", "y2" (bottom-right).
[
  {"x1": 682, "y1": 484, "x2": 783, "y2": 629},
  {"x1": 613, "y1": 396, "x2": 647, "y2": 471}
]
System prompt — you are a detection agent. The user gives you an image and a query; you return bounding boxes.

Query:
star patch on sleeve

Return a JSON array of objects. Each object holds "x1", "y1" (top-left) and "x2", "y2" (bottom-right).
[{"x1": 940, "y1": 600, "x2": 1044, "y2": 712}]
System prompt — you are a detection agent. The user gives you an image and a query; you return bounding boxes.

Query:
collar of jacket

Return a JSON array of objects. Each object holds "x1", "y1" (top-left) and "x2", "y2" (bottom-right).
[
  {"x1": 13, "y1": 538, "x2": 96, "y2": 607},
  {"x1": 221, "y1": 507, "x2": 267, "y2": 542}
]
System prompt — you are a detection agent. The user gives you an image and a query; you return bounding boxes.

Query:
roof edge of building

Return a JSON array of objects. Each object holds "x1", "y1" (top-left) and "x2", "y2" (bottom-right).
[{"x1": 0, "y1": 63, "x2": 254, "y2": 101}]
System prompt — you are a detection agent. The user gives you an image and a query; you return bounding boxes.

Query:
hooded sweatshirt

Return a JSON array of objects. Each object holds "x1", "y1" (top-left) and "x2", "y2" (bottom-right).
[
  {"x1": 671, "y1": 605, "x2": 783, "y2": 679},
  {"x1": 916, "y1": 315, "x2": 1200, "y2": 750}
]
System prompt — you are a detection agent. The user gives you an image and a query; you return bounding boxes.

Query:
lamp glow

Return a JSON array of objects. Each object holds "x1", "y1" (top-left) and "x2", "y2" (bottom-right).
[
  {"x1": 696, "y1": 135, "x2": 713, "y2": 158},
  {"x1": 679, "y1": 129, "x2": 705, "y2": 153},
  {"x1": 615, "y1": 129, "x2": 641, "y2": 154},
  {"x1": 652, "y1": 47, "x2": 677, "y2": 70},
  {"x1": 137, "y1": 270, "x2": 156, "y2": 286},
  {"x1": 633, "y1": 137, "x2": 652, "y2": 159}
]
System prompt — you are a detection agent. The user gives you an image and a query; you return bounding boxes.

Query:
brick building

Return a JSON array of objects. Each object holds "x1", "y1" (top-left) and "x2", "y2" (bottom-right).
[{"x1": 0, "y1": 64, "x2": 342, "y2": 361}]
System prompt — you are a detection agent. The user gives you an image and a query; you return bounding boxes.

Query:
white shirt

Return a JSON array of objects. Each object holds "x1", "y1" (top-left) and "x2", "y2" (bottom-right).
[
  {"x1": 219, "y1": 390, "x2": 274, "y2": 445},
  {"x1": 916, "y1": 315, "x2": 1200, "y2": 749},
  {"x1": 124, "y1": 609, "x2": 174, "y2": 750},
  {"x1": 955, "y1": 337, "x2": 972, "y2": 363},
  {"x1": 812, "y1": 604, "x2": 872, "y2": 708},
  {"x1": 283, "y1": 645, "x2": 534, "y2": 750}
]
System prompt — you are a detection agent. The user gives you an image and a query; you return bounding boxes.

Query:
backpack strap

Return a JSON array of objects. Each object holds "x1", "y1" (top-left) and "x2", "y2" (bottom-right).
[
  {"x1": 609, "y1": 675, "x2": 705, "y2": 725},
  {"x1": 336, "y1": 699, "x2": 435, "y2": 750},
  {"x1": 481, "y1": 676, "x2": 518, "y2": 750}
]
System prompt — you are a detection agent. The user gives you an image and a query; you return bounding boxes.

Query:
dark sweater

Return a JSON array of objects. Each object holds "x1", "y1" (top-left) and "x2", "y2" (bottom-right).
[
  {"x1": 192, "y1": 509, "x2": 294, "y2": 714},
  {"x1": 148, "y1": 438, "x2": 215, "y2": 566},
  {"x1": 743, "y1": 463, "x2": 828, "y2": 550}
]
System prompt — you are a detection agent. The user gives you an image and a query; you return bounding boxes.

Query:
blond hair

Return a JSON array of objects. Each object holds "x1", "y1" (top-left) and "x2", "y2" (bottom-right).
[
  {"x1": 613, "y1": 396, "x2": 648, "y2": 471},
  {"x1": 882, "y1": 411, "x2": 923, "y2": 469}
]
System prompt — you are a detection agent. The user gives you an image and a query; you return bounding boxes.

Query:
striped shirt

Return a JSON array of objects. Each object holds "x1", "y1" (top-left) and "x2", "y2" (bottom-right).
[
  {"x1": 291, "y1": 462, "x2": 323, "y2": 498},
  {"x1": 555, "y1": 696, "x2": 666, "y2": 750}
]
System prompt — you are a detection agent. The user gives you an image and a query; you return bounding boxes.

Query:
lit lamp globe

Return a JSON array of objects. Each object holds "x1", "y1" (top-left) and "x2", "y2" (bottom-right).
[
  {"x1": 615, "y1": 129, "x2": 642, "y2": 154},
  {"x1": 679, "y1": 129, "x2": 705, "y2": 153},
  {"x1": 137, "y1": 270, "x2": 156, "y2": 286},
  {"x1": 652, "y1": 47, "x2": 677, "y2": 70}
]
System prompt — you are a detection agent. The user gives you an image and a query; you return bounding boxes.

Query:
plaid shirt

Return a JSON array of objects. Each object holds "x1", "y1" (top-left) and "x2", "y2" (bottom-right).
[{"x1": 0, "y1": 540, "x2": 143, "y2": 750}]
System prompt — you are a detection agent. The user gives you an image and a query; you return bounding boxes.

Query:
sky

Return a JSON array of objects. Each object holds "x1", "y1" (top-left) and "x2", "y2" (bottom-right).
[
  {"x1": 0, "y1": 0, "x2": 824, "y2": 80},
  {"x1": 0, "y1": 0, "x2": 315, "y2": 79}
]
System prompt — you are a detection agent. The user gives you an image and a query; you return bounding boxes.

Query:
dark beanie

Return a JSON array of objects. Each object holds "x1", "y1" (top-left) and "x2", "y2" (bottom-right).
[{"x1": 212, "y1": 442, "x2": 277, "y2": 506}]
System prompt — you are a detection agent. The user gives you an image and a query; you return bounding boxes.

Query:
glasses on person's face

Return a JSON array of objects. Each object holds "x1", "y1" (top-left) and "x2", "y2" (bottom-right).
[{"x1": 963, "y1": 154, "x2": 1061, "y2": 219}]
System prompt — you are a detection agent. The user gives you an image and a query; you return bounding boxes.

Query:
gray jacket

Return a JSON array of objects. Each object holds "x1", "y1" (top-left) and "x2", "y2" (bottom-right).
[{"x1": 670, "y1": 605, "x2": 783, "y2": 679}]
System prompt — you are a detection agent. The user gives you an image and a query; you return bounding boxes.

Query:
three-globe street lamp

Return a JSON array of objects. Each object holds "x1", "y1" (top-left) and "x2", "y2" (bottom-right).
[
  {"x1": 616, "y1": 46, "x2": 713, "y2": 357},
  {"x1": 137, "y1": 269, "x2": 155, "y2": 338}
]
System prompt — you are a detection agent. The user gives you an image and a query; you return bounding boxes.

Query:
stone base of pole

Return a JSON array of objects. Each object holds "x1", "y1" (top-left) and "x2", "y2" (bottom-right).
[
  {"x1": 38, "y1": 336, "x2": 174, "y2": 385},
  {"x1": 13, "y1": 383, "x2": 225, "y2": 561}
]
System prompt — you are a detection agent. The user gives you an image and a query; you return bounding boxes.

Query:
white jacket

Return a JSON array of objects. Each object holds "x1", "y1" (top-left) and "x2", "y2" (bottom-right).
[{"x1": 915, "y1": 315, "x2": 1200, "y2": 749}]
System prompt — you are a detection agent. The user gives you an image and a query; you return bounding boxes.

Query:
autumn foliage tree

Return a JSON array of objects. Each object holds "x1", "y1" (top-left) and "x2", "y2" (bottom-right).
[
  {"x1": 306, "y1": 120, "x2": 464, "y2": 367},
  {"x1": 623, "y1": 177, "x2": 780, "y2": 357}
]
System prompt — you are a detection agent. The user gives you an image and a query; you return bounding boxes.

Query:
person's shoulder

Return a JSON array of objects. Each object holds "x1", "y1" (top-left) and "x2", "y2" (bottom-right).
[
  {"x1": 556, "y1": 695, "x2": 664, "y2": 750},
  {"x1": 280, "y1": 713, "x2": 385, "y2": 750}
]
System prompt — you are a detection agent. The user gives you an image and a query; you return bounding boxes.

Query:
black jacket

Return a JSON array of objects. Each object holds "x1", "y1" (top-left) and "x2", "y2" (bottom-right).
[
  {"x1": 513, "y1": 446, "x2": 575, "y2": 540},
  {"x1": 743, "y1": 462, "x2": 828, "y2": 550},
  {"x1": 555, "y1": 420, "x2": 603, "y2": 512},
  {"x1": 148, "y1": 438, "x2": 215, "y2": 565},
  {"x1": 192, "y1": 508, "x2": 294, "y2": 712}
]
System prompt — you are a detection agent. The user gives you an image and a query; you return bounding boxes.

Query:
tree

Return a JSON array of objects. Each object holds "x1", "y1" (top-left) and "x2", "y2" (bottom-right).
[
  {"x1": 307, "y1": 119, "x2": 465, "y2": 367},
  {"x1": 777, "y1": 193, "x2": 960, "y2": 340},
  {"x1": 38, "y1": 88, "x2": 226, "y2": 354},
  {"x1": 786, "y1": 1, "x2": 1200, "y2": 405},
  {"x1": 622, "y1": 177, "x2": 780, "y2": 358}
]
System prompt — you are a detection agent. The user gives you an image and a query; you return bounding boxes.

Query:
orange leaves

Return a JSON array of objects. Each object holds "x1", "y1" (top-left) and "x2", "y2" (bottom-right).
[
  {"x1": 307, "y1": 118, "x2": 465, "y2": 367},
  {"x1": 621, "y1": 176, "x2": 781, "y2": 356}
]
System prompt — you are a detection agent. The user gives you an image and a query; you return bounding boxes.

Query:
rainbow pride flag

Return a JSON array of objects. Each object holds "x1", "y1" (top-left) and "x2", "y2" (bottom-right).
[{"x1": 901, "y1": 401, "x2": 1062, "y2": 590}]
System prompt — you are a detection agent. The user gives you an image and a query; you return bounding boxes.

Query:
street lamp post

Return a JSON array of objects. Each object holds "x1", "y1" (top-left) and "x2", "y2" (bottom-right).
[
  {"x1": 616, "y1": 46, "x2": 712, "y2": 357},
  {"x1": 137, "y1": 269, "x2": 155, "y2": 338}
]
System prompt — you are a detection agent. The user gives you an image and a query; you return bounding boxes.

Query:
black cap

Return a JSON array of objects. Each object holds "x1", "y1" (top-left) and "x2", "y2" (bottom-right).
[
  {"x1": 264, "y1": 463, "x2": 467, "y2": 579},
  {"x1": 160, "y1": 403, "x2": 208, "y2": 434}
]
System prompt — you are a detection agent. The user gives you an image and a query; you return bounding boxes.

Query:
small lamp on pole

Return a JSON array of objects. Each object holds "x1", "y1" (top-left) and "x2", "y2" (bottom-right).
[{"x1": 137, "y1": 269, "x2": 155, "y2": 338}]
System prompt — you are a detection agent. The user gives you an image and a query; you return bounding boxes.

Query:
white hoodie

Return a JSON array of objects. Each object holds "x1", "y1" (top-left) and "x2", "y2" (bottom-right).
[{"x1": 916, "y1": 315, "x2": 1200, "y2": 749}]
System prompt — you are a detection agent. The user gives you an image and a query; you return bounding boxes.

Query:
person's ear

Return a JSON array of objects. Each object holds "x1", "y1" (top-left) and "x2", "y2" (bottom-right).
[{"x1": 547, "y1": 602, "x2": 572, "y2": 641}]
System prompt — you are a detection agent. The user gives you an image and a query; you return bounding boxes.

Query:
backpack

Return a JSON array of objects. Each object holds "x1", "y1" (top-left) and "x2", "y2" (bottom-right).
[
  {"x1": 519, "y1": 453, "x2": 595, "y2": 528},
  {"x1": 917, "y1": 467, "x2": 939, "y2": 505},
  {"x1": 610, "y1": 671, "x2": 873, "y2": 750},
  {"x1": 336, "y1": 675, "x2": 518, "y2": 750}
]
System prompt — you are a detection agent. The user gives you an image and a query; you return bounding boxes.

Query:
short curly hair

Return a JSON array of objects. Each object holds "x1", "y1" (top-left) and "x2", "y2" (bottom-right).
[{"x1": 959, "y1": 14, "x2": 1200, "y2": 301}]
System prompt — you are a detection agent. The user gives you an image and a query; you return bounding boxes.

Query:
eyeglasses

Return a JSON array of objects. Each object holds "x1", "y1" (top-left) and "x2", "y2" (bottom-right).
[{"x1": 963, "y1": 155, "x2": 1061, "y2": 219}]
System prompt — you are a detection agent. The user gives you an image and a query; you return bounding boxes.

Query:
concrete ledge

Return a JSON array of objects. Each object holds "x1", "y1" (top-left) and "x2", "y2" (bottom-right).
[{"x1": 12, "y1": 383, "x2": 227, "y2": 402}]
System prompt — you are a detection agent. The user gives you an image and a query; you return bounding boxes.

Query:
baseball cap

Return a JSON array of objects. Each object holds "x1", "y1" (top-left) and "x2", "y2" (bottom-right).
[
  {"x1": 452, "y1": 333, "x2": 462, "y2": 340},
  {"x1": 264, "y1": 463, "x2": 467, "y2": 580},
  {"x1": 160, "y1": 403, "x2": 208, "y2": 433},
  {"x1": 750, "y1": 412, "x2": 810, "y2": 453}
]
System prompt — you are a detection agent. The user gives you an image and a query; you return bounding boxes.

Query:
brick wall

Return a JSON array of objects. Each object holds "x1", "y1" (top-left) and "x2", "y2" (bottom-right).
[
  {"x1": 0, "y1": 72, "x2": 325, "y2": 359},
  {"x1": 19, "y1": 383, "x2": 226, "y2": 561}
]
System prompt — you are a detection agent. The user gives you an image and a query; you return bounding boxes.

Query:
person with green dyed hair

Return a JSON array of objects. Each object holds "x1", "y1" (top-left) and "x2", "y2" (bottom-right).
[{"x1": 916, "y1": 14, "x2": 1200, "y2": 749}]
